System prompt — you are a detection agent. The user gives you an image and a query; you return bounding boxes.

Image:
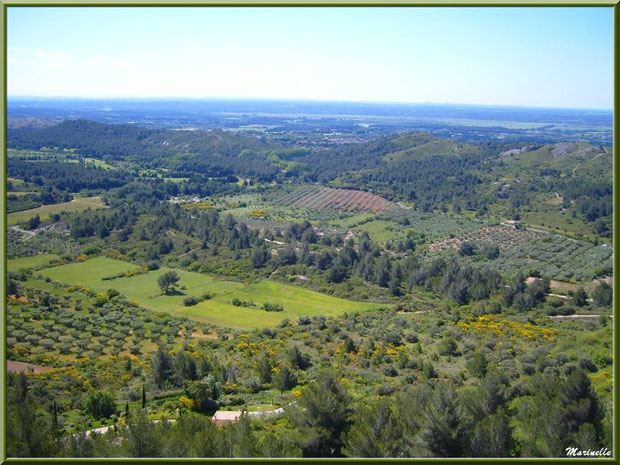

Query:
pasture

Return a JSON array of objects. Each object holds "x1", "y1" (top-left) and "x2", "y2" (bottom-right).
[
  {"x1": 38, "y1": 257, "x2": 382, "y2": 329},
  {"x1": 38, "y1": 256, "x2": 139, "y2": 290}
]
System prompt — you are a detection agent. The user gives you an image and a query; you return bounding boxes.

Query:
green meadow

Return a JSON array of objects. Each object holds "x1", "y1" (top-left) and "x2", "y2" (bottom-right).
[
  {"x1": 38, "y1": 257, "x2": 382, "y2": 329},
  {"x1": 7, "y1": 253, "x2": 60, "y2": 272},
  {"x1": 182, "y1": 280, "x2": 383, "y2": 329}
]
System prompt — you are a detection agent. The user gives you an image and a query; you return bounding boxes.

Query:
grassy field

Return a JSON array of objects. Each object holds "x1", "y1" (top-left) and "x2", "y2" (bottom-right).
[
  {"x1": 7, "y1": 197, "x2": 106, "y2": 225},
  {"x1": 354, "y1": 219, "x2": 401, "y2": 243},
  {"x1": 181, "y1": 280, "x2": 384, "y2": 329},
  {"x1": 82, "y1": 158, "x2": 117, "y2": 170},
  {"x1": 7, "y1": 254, "x2": 60, "y2": 272},
  {"x1": 38, "y1": 257, "x2": 383, "y2": 329},
  {"x1": 38, "y1": 256, "x2": 139, "y2": 289},
  {"x1": 95, "y1": 267, "x2": 243, "y2": 313}
]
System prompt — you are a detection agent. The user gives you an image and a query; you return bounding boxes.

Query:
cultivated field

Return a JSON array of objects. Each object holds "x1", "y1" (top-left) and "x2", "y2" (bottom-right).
[
  {"x1": 492, "y1": 234, "x2": 613, "y2": 281},
  {"x1": 276, "y1": 186, "x2": 394, "y2": 212},
  {"x1": 377, "y1": 208, "x2": 483, "y2": 240},
  {"x1": 426, "y1": 225, "x2": 612, "y2": 282},
  {"x1": 7, "y1": 196, "x2": 106, "y2": 226}
]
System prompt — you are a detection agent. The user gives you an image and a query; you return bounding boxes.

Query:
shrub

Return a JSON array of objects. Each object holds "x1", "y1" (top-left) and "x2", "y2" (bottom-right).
[
  {"x1": 459, "y1": 241, "x2": 477, "y2": 256},
  {"x1": 593, "y1": 351, "x2": 612, "y2": 368},
  {"x1": 178, "y1": 396, "x2": 198, "y2": 411},
  {"x1": 83, "y1": 390, "x2": 117, "y2": 419},
  {"x1": 129, "y1": 345, "x2": 142, "y2": 355},
  {"x1": 376, "y1": 383, "x2": 396, "y2": 396},
  {"x1": 382, "y1": 365, "x2": 398, "y2": 377},
  {"x1": 244, "y1": 376, "x2": 263, "y2": 393},
  {"x1": 107, "y1": 289, "x2": 120, "y2": 299},
  {"x1": 384, "y1": 331, "x2": 403, "y2": 346},
  {"x1": 467, "y1": 352, "x2": 488, "y2": 378},
  {"x1": 592, "y1": 282, "x2": 612, "y2": 307},
  {"x1": 263, "y1": 302, "x2": 284, "y2": 312},
  {"x1": 438, "y1": 338, "x2": 458, "y2": 356},
  {"x1": 183, "y1": 296, "x2": 199, "y2": 307},
  {"x1": 422, "y1": 361, "x2": 437, "y2": 379}
]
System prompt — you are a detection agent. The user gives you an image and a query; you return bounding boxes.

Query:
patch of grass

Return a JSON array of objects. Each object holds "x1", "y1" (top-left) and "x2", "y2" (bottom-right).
[
  {"x1": 38, "y1": 256, "x2": 139, "y2": 290},
  {"x1": 328, "y1": 212, "x2": 375, "y2": 229},
  {"x1": 180, "y1": 280, "x2": 384, "y2": 329},
  {"x1": 162, "y1": 177, "x2": 189, "y2": 183},
  {"x1": 82, "y1": 158, "x2": 117, "y2": 170},
  {"x1": 8, "y1": 254, "x2": 60, "y2": 272},
  {"x1": 97, "y1": 267, "x2": 243, "y2": 313},
  {"x1": 355, "y1": 219, "x2": 400, "y2": 243},
  {"x1": 7, "y1": 197, "x2": 106, "y2": 226}
]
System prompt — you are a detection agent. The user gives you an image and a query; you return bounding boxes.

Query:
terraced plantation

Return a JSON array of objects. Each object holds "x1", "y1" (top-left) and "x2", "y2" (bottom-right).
[
  {"x1": 276, "y1": 186, "x2": 394, "y2": 212},
  {"x1": 428, "y1": 225, "x2": 613, "y2": 281},
  {"x1": 429, "y1": 224, "x2": 540, "y2": 252}
]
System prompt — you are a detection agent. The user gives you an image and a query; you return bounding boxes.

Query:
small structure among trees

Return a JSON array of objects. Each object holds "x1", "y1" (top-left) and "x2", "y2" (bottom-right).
[{"x1": 211, "y1": 410, "x2": 244, "y2": 426}]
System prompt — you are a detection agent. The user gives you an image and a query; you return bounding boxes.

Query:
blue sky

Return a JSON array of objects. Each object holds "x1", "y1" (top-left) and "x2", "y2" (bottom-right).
[{"x1": 7, "y1": 7, "x2": 614, "y2": 109}]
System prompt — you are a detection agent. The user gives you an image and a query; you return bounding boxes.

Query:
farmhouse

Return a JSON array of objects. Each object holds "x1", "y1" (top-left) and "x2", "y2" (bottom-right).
[{"x1": 211, "y1": 410, "x2": 244, "y2": 426}]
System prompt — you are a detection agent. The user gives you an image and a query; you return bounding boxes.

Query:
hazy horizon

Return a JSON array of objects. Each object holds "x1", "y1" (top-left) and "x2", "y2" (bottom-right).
[{"x1": 7, "y1": 96, "x2": 614, "y2": 113}]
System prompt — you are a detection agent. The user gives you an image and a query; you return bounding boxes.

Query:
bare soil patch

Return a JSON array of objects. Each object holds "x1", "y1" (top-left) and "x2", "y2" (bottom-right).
[{"x1": 7, "y1": 360, "x2": 53, "y2": 374}]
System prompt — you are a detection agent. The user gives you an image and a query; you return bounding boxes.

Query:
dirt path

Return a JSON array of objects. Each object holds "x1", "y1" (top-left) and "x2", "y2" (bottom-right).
[
  {"x1": 550, "y1": 314, "x2": 612, "y2": 321},
  {"x1": 79, "y1": 419, "x2": 176, "y2": 438},
  {"x1": 10, "y1": 226, "x2": 36, "y2": 241}
]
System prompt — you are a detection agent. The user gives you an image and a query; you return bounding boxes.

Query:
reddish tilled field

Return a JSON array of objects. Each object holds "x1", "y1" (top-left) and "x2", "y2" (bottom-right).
[{"x1": 277, "y1": 186, "x2": 393, "y2": 212}]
